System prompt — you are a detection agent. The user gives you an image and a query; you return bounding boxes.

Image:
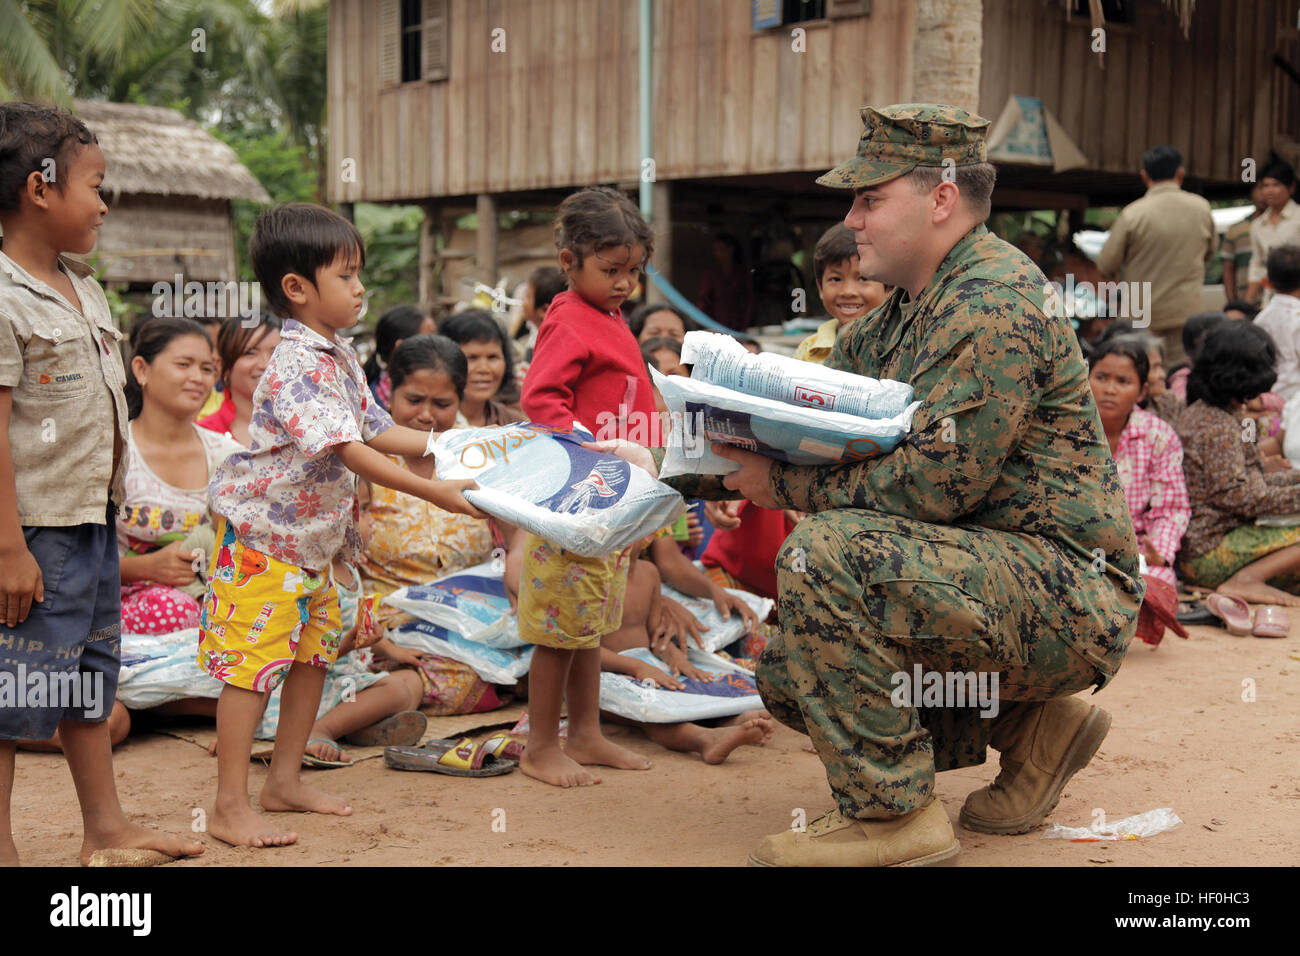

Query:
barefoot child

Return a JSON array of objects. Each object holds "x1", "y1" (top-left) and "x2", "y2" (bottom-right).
[
  {"x1": 201, "y1": 203, "x2": 483, "y2": 847},
  {"x1": 514, "y1": 186, "x2": 665, "y2": 787},
  {"x1": 0, "y1": 103, "x2": 203, "y2": 865},
  {"x1": 598, "y1": 539, "x2": 775, "y2": 765}
]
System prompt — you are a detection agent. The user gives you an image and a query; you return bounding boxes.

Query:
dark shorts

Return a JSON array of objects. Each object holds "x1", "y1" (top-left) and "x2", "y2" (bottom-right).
[{"x1": 0, "y1": 507, "x2": 121, "y2": 740}]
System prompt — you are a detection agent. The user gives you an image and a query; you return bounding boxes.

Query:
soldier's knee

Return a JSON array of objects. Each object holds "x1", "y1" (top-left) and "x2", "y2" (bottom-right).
[{"x1": 777, "y1": 512, "x2": 843, "y2": 584}]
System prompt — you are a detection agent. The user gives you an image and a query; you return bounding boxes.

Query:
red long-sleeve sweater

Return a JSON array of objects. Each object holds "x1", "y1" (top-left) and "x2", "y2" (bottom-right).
[{"x1": 521, "y1": 290, "x2": 657, "y2": 440}]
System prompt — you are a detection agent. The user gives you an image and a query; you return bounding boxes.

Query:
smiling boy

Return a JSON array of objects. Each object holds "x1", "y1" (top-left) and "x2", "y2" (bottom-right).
[
  {"x1": 792, "y1": 224, "x2": 889, "y2": 364},
  {"x1": 0, "y1": 103, "x2": 203, "y2": 866}
]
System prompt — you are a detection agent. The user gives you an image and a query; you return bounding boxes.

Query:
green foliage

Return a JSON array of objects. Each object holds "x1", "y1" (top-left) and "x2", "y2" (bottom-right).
[
  {"x1": 213, "y1": 126, "x2": 316, "y2": 282},
  {"x1": 354, "y1": 203, "x2": 424, "y2": 319}
]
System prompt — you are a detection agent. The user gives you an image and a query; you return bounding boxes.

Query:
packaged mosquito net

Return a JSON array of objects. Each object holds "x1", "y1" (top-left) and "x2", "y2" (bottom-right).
[
  {"x1": 681, "y1": 330, "x2": 914, "y2": 418},
  {"x1": 652, "y1": 366, "x2": 921, "y2": 478},
  {"x1": 598, "y1": 647, "x2": 764, "y2": 723},
  {"x1": 428, "y1": 422, "x2": 685, "y2": 557},
  {"x1": 384, "y1": 560, "x2": 528, "y2": 649}
]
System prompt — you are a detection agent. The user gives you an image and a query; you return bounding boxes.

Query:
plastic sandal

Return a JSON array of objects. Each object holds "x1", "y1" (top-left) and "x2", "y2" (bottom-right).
[
  {"x1": 1204, "y1": 594, "x2": 1252, "y2": 636},
  {"x1": 1251, "y1": 606, "x2": 1290, "y2": 639},
  {"x1": 383, "y1": 736, "x2": 518, "y2": 776}
]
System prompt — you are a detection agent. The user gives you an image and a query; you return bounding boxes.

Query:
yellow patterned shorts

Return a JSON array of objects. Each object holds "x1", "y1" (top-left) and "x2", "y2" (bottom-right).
[
  {"x1": 197, "y1": 518, "x2": 342, "y2": 692},
  {"x1": 517, "y1": 533, "x2": 634, "y2": 650}
]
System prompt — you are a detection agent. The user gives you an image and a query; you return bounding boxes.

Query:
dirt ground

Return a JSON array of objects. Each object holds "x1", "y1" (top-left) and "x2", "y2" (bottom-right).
[{"x1": 9, "y1": 621, "x2": 1298, "y2": 866}]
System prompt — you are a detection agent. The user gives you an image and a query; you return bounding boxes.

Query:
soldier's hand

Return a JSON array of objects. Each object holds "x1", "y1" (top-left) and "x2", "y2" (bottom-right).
[{"x1": 714, "y1": 444, "x2": 778, "y2": 508}]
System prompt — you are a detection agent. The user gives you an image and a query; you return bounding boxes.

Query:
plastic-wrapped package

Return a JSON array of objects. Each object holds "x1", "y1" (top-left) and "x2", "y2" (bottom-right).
[
  {"x1": 659, "y1": 583, "x2": 773, "y2": 653},
  {"x1": 384, "y1": 561, "x2": 527, "y2": 649},
  {"x1": 387, "y1": 620, "x2": 533, "y2": 685},
  {"x1": 116, "y1": 630, "x2": 223, "y2": 709},
  {"x1": 653, "y1": 366, "x2": 920, "y2": 478},
  {"x1": 681, "y1": 330, "x2": 914, "y2": 418},
  {"x1": 598, "y1": 647, "x2": 764, "y2": 722},
  {"x1": 429, "y1": 422, "x2": 685, "y2": 557}
]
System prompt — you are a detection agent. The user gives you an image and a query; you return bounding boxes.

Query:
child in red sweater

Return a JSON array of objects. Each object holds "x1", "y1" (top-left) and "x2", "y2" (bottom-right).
[{"x1": 515, "y1": 187, "x2": 660, "y2": 787}]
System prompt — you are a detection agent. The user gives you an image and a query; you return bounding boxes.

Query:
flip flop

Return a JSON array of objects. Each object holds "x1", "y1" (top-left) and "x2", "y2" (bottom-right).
[
  {"x1": 383, "y1": 736, "x2": 517, "y2": 777},
  {"x1": 342, "y1": 710, "x2": 428, "y2": 747},
  {"x1": 1175, "y1": 601, "x2": 1219, "y2": 627},
  {"x1": 302, "y1": 737, "x2": 351, "y2": 769},
  {"x1": 1251, "y1": 606, "x2": 1290, "y2": 639},
  {"x1": 1204, "y1": 594, "x2": 1253, "y2": 636}
]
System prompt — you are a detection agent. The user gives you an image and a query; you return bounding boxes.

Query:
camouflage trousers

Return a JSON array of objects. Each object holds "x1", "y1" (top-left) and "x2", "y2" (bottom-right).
[{"x1": 757, "y1": 509, "x2": 1115, "y2": 820}]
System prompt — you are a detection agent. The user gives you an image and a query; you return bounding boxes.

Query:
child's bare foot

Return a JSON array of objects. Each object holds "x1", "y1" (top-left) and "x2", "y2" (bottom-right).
[
  {"x1": 304, "y1": 737, "x2": 351, "y2": 765},
  {"x1": 1, "y1": 835, "x2": 19, "y2": 867},
  {"x1": 259, "y1": 779, "x2": 353, "y2": 816},
  {"x1": 520, "y1": 743, "x2": 601, "y2": 788},
  {"x1": 564, "y1": 733, "x2": 652, "y2": 771},
  {"x1": 210, "y1": 801, "x2": 297, "y2": 848},
  {"x1": 80, "y1": 821, "x2": 205, "y2": 865},
  {"x1": 699, "y1": 716, "x2": 774, "y2": 765}
]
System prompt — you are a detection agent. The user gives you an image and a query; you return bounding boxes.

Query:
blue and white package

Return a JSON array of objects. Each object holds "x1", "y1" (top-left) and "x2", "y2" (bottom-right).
[
  {"x1": 659, "y1": 583, "x2": 773, "y2": 653},
  {"x1": 681, "y1": 330, "x2": 915, "y2": 419},
  {"x1": 388, "y1": 620, "x2": 534, "y2": 685},
  {"x1": 652, "y1": 367, "x2": 921, "y2": 478},
  {"x1": 598, "y1": 647, "x2": 764, "y2": 722},
  {"x1": 384, "y1": 560, "x2": 527, "y2": 649},
  {"x1": 430, "y1": 422, "x2": 686, "y2": 557},
  {"x1": 116, "y1": 629, "x2": 223, "y2": 709}
]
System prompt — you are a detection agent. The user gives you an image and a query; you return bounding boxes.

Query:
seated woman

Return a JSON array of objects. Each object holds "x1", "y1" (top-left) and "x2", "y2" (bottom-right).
[
  {"x1": 362, "y1": 334, "x2": 510, "y2": 714},
  {"x1": 627, "y1": 301, "x2": 694, "y2": 345},
  {"x1": 197, "y1": 314, "x2": 282, "y2": 446},
  {"x1": 363, "y1": 304, "x2": 437, "y2": 410},
  {"x1": 118, "y1": 317, "x2": 242, "y2": 635},
  {"x1": 1087, "y1": 338, "x2": 1189, "y2": 588},
  {"x1": 438, "y1": 309, "x2": 525, "y2": 425},
  {"x1": 1176, "y1": 322, "x2": 1300, "y2": 607}
]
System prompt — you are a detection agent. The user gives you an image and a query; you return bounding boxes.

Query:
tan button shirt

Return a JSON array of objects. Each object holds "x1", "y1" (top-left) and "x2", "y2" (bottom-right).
[
  {"x1": 1247, "y1": 199, "x2": 1300, "y2": 285},
  {"x1": 0, "y1": 248, "x2": 128, "y2": 526},
  {"x1": 1096, "y1": 181, "x2": 1217, "y2": 339}
]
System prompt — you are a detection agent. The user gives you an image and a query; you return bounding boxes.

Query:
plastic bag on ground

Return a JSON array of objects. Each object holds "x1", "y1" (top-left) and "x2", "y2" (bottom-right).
[
  {"x1": 429, "y1": 422, "x2": 685, "y2": 557},
  {"x1": 1040, "y1": 808, "x2": 1183, "y2": 841},
  {"x1": 384, "y1": 560, "x2": 527, "y2": 648},
  {"x1": 388, "y1": 620, "x2": 533, "y2": 686},
  {"x1": 116, "y1": 629, "x2": 223, "y2": 709},
  {"x1": 598, "y1": 646, "x2": 764, "y2": 722}
]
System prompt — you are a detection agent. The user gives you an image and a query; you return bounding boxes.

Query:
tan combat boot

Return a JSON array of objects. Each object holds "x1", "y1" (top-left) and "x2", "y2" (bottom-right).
[
  {"x1": 959, "y1": 696, "x2": 1111, "y2": 835},
  {"x1": 747, "y1": 799, "x2": 960, "y2": 867}
]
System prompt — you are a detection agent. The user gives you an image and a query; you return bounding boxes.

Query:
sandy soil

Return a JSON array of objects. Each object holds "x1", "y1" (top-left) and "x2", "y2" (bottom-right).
[{"x1": 8, "y1": 621, "x2": 1298, "y2": 866}]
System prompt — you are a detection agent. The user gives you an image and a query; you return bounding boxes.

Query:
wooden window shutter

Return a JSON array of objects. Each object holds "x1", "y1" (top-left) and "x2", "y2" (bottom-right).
[
  {"x1": 752, "y1": 0, "x2": 782, "y2": 30},
  {"x1": 828, "y1": 0, "x2": 871, "y2": 18},
  {"x1": 423, "y1": 0, "x2": 449, "y2": 82},
  {"x1": 379, "y1": 0, "x2": 400, "y2": 88}
]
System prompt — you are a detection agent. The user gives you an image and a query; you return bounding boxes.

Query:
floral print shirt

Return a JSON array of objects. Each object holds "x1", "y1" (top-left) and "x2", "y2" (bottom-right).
[{"x1": 210, "y1": 319, "x2": 393, "y2": 571}]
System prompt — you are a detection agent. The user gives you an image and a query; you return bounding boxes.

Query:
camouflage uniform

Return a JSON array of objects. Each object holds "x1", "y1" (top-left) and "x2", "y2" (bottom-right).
[{"x1": 666, "y1": 105, "x2": 1144, "y2": 821}]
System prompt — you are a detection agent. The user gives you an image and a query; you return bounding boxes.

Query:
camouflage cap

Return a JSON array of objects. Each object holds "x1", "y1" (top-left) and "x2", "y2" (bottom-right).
[{"x1": 816, "y1": 103, "x2": 991, "y2": 189}]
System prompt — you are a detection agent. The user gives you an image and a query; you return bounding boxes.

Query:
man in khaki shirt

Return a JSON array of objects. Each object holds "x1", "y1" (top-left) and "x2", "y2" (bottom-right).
[
  {"x1": 1246, "y1": 161, "x2": 1300, "y2": 305},
  {"x1": 1097, "y1": 145, "x2": 1216, "y2": 364}
]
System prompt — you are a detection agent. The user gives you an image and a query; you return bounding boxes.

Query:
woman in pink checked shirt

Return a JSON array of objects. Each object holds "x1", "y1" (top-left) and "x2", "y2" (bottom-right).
[{"x1": 1089, "y1": 336, "x2": 1190, "y2": 587}]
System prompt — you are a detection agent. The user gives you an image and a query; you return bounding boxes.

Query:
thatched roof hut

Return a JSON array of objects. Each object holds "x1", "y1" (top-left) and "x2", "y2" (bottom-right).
[{"x1": 73, "y1": 99, "x2": 269, "y2": 287}]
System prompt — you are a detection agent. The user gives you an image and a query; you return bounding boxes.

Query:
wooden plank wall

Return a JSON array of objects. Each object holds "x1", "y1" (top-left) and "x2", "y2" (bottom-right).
[
  {"x1": 326, "y1": 0, "x2": 914, "y2": 203},
  {"x1": 96, "y1": 196, "x2": 236, "y2": 285},
  {"x1": 978, "y1": 0, "x2": 1300, "y2": 183}
]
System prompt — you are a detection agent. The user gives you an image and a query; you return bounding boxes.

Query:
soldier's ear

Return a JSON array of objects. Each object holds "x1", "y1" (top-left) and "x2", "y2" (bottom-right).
[{"x1": 930, "y1": 180, "x2": 962, "y2": 224}]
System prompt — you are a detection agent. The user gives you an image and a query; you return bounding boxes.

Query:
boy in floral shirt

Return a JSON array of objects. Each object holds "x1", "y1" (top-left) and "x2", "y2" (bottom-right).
[{"x1": 200, "y1": 203, "x2": 483, "y2": 848}]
